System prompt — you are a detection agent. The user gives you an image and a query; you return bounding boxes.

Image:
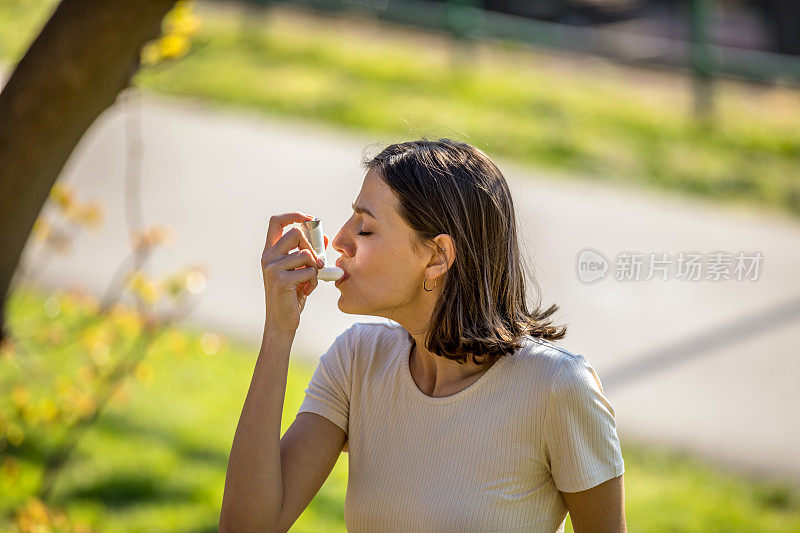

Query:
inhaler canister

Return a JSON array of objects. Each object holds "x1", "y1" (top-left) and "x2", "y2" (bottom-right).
[
  {"x1": 300, "y1": 218, "x2": 344, "y2": 282},
  {"x1": 300, "y1": 218, "x2": 327, "y2": 265}
]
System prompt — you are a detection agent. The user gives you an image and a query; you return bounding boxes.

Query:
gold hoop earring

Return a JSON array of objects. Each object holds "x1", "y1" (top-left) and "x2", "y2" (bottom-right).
[
  {"x1": 423, "y1": 275, "x2": 438, "y2": 292},
  {"x1": 423, "y1": 243, "x2": 445, "y2": 292}
]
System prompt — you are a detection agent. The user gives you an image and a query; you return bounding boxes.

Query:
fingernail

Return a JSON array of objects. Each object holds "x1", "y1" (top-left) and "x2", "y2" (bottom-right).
[{"x1": 317, "y1": 258, "x2": 324, "y2": 268}]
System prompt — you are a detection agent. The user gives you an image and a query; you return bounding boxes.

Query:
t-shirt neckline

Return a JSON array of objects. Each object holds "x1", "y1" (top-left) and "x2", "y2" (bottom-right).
[{"x1": 399, "y1": 329, "x2": 511, "y2": 405}]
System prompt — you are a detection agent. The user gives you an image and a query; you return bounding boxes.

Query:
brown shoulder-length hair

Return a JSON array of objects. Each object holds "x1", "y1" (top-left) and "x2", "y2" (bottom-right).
[{"x1": 362, "y1": 137, "x2": 567, "y2": 366}]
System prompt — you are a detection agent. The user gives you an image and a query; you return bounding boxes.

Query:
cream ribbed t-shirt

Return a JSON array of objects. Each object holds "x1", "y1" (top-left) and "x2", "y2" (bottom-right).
[{"x1": 296, "y1": 322, "x2": 624, "y2": 532}]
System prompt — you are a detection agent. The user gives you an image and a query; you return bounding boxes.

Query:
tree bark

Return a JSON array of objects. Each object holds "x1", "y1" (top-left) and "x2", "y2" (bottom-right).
[{"x1": 0, "y1": 0, "x2": 177, "y2": 343}]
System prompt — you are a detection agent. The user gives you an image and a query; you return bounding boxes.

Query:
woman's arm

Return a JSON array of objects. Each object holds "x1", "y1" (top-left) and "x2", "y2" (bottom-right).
[
  {"x1": 561, "y1": 474, "x2": 626, "y2": 532},
  {"x1": 219, "y1": 326, "x2": 348, "y2": 533},
  {"x1": 219, "y1": 327, "x2": 294, "y2": 532},
  {"x1": 220, "y1": 212, "x2": 345, "y2": 531}
]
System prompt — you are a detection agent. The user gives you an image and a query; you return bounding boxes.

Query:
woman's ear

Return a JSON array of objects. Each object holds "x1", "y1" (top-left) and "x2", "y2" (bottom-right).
[{"x1": 430, "y1": 234, "x2": 455, "y2": 274}]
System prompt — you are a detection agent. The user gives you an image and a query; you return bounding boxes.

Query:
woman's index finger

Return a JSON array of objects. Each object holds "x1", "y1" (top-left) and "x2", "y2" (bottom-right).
[{"x1": 265, "y1": 212, "x2": 315, "y2": 253}]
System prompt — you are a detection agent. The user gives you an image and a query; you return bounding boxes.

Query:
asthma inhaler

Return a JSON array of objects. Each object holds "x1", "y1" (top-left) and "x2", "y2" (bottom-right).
[{"x1": 300, "y1": 218, "x2": 344, "y2": 282}]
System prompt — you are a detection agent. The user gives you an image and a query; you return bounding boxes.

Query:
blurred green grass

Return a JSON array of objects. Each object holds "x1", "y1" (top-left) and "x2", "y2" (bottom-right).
[
  {"x1": 1, "y1": 0, "x2": 799, "y2": 220},
  {"x1": 2, "y1": 285, "x2": 800, "y2": 532}
]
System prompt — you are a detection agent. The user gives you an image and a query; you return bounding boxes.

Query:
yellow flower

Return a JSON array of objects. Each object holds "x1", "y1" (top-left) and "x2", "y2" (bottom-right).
[
  {"x1": 90, "y1": 343, "x2": 110, "y2": 367},
  {"x1": 49, "y1": 183, "x2": 75, "y2": 210},
  {"x1": 22, "y1": 404, "x2": 40, "y2": 426},
  {"x1": 166, "y1": 329, "x2": 188, "y2": 359},
  {"x1": 56, "y1": 375, "x2": 72, "y2": 394},
  {"x1": 45, "y1": 322, "x2": 66, "y2": 344},
  {"x1": 159, "y1": 33, "x2": 190, "y2": 60},
  {"x1": 81, "y1": 323, "x2": 113, "y2": 359},
  {"x1": 39, "y1": 398, "x2": 59, "y2": 423},
  {"x1": 76, "y1": 365, "x2": 96, "y2": 386},
  {"x1": 177, "y1": 14, "x2": 202, "y2": 36},
  {"x1": 75, "y1": 391, "x2": 97, "y2": 418},
  {"x1": 17, "y1": 497, "x2": 50, "y2": 528},
  {"x1": 164, "y1": 5, "x2": 202, "y2": 37},
  {"x1": 165, "y1": 0, "x2": 195, "y2": 27},
  {"x1": 111, "y1": 305, "x2": 144, "y2": 338},
  {"x1": 58, "y1": 384, "x2": 81, "y2": 415},
  {"x1": 57, "y1": 290, "x2": 78, "y2": 317},
  {"x1": 135, "y1": 361, "x2": 155, "y2": 384},
  {"x1": 130, "y1": 224, "x2": 176, "y2": 250},
  {"x1": 31, "y1": 217, "x2": 51, "y2": 243},
  {"x1": 66, "y1": 200, "x2": 104, "y2": 229},
  {"x1": 111, "y1": 385, "x2": 130, "y2": 408},
  {"x1": 12, "y1": 386, "x2": 30, "y2": 408},
  {"x1": 126, "y1": 270, "x2": 163, "y2": 306},
  {"x1": 142, "y1": 0, "x2": 200, "y2": 66}
]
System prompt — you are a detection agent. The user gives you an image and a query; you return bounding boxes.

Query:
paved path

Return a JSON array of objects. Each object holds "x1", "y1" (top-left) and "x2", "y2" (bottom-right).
[{"x1": 7, "y1": 80, "x2": 800, "y2": 484}]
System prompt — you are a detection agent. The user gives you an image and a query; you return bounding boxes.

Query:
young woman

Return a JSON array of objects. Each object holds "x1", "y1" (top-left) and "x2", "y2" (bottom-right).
[{"x1": 220, "y1": 139, "x2": 626, "y2": 532}]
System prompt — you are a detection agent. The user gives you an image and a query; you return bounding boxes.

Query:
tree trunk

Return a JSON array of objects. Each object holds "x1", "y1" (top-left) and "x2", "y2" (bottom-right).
[{"x1": 0, "y1": 0, "x2": 177, "y2": 344}]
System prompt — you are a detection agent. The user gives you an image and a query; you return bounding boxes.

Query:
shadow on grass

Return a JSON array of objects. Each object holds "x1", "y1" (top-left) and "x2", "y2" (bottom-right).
[
  {"x1": 94, "y1": 410, "x2": 231, "y2": 467},
  {"x1": 3, "y1": 409, "x2": 231, "y2": 509},
  {"x1": 3, "y1": 407, "x2": 230, "y2": 473},
  {"x1": 59, "y1": 472, "x2": 196, "y2": 509}
]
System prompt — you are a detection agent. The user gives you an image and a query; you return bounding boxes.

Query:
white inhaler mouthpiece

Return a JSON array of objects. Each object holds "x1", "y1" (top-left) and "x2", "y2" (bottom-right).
[{"x1": 300, "y1": 217, "x2": 344, "y2": 282}]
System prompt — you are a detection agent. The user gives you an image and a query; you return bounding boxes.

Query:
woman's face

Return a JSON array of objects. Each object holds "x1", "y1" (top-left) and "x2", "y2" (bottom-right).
[{"x1": 331, "y1": 168, "x2": 431, "y2": 320}]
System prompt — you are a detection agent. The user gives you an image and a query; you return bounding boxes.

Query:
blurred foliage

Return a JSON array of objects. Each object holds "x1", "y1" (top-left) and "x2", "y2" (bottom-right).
[
  {"x1": 0, "y1": 285, "x2": 345, "y2": 532},
  {"x1": 140, "y1": 0, "x2": 202, "y2": 66},
  {"x1": 1, "y1": 176, "x2": 211, "y2": 531}
]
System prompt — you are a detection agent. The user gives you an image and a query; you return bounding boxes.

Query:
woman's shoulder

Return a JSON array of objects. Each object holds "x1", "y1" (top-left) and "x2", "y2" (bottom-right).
[
  {"x1": 522, "y1": 335, "x2": 582, "y2": 361},
  {"x1": 508, "y1": 335, "x2": 588, "y2": 382},
  {"x1": 337, "y1": 321, "x2": 407, "y2": 360},
  {"x1": 343, "y1": 320, "x2": 406, "y2": 343}
]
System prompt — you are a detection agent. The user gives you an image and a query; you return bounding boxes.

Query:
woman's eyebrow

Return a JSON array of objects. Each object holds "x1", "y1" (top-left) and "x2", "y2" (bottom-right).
[{"x1": 352, "y1": 201, "x2": 378, "y2": 221}]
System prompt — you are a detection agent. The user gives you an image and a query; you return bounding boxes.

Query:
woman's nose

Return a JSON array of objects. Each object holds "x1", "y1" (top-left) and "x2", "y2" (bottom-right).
[{"x1": 331, "y1": 227, "x2": 353, "y2": 257}]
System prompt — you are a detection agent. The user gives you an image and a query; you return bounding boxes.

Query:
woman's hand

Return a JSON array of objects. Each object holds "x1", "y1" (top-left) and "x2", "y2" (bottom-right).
[{"x1": 261, "y1": 212, "x2": 329, "y2": 337}]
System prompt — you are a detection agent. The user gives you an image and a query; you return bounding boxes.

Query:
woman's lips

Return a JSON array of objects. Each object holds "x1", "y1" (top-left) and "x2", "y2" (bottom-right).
[
  {"x1": 335, "y1": 270, "x2": 350, "y2": 286},
  {"x1": 334, "y1": 258, "x2": 349, "y2": 284}
]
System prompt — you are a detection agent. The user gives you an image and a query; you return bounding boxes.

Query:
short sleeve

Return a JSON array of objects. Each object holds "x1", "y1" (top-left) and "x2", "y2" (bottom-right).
[
  {"x1": 542, "y1": 355, "x2": 625, "y2": 493},
  {"x1": 297, "y1": 327, "x2": 353, "y2": 449}
]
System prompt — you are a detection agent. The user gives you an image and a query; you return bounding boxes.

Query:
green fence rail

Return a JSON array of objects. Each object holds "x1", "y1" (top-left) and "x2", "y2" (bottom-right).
[
  {"x1": 240, "y1": 0, "x2": 800, "y2": 119},
  {"x1": 245, "y1": 0, "x2": 800, "y2": 82}
]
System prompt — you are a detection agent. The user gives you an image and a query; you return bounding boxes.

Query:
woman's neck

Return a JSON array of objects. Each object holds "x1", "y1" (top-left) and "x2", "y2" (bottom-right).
[{"x1": 408, "y1": 337, "x2": 499, "y2": 397}]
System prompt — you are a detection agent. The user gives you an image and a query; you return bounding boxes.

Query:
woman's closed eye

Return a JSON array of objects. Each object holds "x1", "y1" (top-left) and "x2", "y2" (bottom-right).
[{"x1": 357, "y1": 230, "x2": 372, "y2": 236}]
